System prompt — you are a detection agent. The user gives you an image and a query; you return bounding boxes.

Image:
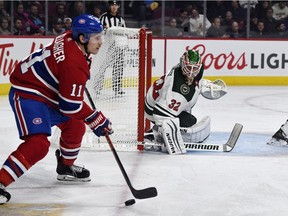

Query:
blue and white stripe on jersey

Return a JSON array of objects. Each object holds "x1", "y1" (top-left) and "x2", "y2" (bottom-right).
[
  {"x1": 30, "y1": 50, "x2": 59, "y2": 92},
  {"x1": 58, "y1": 94, "x2": 83, "y2": 114}
]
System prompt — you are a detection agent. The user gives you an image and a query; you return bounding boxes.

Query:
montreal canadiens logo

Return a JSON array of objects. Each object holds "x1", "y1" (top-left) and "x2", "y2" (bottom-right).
[
  {"x1": 33, "y1": 118, "x2": 42, "y2": 124},
  {"x1": 79, "y1": 19, "x2": 85, "y2": 24},
  {"x1": 180, "y1": 84, "x2": 190, "y2": 95}
]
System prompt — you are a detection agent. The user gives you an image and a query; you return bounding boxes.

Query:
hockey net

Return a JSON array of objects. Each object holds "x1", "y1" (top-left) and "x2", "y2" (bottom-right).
[{"x1": 51, "y1": 27, "x2": 152, "y2": 151}]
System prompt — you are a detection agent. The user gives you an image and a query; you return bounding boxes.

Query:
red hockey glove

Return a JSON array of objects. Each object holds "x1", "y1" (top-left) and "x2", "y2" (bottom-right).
[{"x1": 85, "y1": 110, "x2": 113, "y2": 137}]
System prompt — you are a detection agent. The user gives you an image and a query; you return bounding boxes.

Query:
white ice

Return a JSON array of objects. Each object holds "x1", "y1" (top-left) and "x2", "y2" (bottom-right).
[{"x1": 1, "y1": 86, "x2": 288, "y2": 216}]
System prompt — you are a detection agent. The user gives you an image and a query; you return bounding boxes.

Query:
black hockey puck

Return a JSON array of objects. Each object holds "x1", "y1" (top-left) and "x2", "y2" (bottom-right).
[{"x1": 125, "y1": 199, "x2": 136, "y2": 206}]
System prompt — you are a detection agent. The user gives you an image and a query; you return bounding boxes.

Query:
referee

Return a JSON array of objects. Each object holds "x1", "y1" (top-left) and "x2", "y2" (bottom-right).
[
  {"x1": 100, "y1": 1, "x2": 126, "y2": 96},
  {"x1": 99, "y1": 1, "x2": 126, "y2": 28}
]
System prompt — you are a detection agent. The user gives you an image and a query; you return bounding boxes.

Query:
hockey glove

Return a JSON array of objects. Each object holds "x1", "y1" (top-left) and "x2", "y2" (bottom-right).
[
  {"x1": 201, "y1": 79, "x2": 227, "y2": 100},
  {"x1": 85, "y1": 110, "x2": 113, "y2": 137}
]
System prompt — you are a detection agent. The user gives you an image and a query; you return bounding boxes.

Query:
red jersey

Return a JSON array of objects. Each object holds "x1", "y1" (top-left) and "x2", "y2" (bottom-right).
[{"x1": 10, "y1": 31, "x2": 93, "y2": 120}]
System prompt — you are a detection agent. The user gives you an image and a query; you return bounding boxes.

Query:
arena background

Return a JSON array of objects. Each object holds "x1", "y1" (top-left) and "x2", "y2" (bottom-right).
[{"x1": 1, "y1": 37, "x2": 288, "y2": 96}]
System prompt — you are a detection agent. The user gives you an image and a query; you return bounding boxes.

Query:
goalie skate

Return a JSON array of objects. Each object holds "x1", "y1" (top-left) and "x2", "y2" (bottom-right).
[
  {"x1": 144, "y1": 128, "x2": 154, "y2": 142},
  {"x1": 0, "y1": 184, "x2": 11, "y2": 204},
  {"x1": 267, "y1": 129, "x2": 288, "y2": 146},
  {"x1": 55, "y1": 150, "x2": 91, "y2": 182}
]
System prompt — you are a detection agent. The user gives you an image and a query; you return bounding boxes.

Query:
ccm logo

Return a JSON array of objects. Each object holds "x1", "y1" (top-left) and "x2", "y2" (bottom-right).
[{"x1": 33, "y1": 118, "x2": 42, "y2": 124}]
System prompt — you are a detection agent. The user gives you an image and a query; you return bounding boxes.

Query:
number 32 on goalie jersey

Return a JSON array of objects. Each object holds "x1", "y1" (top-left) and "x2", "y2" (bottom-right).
[
  {"x1": 152, "y1": 75, "x2": 182, "y2": 112},
  {"x1": 168, "y1": 99, "x2": 181, "y2": 111}
]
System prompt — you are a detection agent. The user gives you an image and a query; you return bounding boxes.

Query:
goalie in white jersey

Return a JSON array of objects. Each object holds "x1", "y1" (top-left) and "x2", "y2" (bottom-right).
[{"x1": 144, "y1": 48, "x2": 227, "y2": 154}]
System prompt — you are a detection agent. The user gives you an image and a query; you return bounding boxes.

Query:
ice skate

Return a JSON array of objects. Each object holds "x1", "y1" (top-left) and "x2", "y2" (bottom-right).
[
  {"x1": 0, "y1": 184, "x2": 11, "y2": 204},
  {"x1": 143, "y1": 127, "x2": 164, "y2": 152},
  {"x1": 55, "y1": 149, "x2": 91, "y2": 182},
  {"x1": 267, "y1": 129, "x2": 288, "y2": 146},
  {"x1": 144, "y1": 128, "x2": 154, "y2": 142}
]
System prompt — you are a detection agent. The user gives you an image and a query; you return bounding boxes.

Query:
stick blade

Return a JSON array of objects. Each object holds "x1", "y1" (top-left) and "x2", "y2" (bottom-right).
[
  {"x1": 224, "y1": 123, "x2": 243, "y2": 152},
  {"x1": 132, "y1": 187, "x2": 158, "y2": 199}
]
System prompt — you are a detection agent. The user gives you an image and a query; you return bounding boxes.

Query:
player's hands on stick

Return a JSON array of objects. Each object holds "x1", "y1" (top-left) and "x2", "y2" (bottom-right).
[{"x1": 85, "y1": 110, "x2": 113, "y2": 137}]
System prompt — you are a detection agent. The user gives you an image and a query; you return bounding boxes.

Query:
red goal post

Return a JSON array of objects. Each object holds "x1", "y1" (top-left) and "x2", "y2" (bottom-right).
[{"x1": 139, "y1": 28, "x2": 152, "y2": 144}]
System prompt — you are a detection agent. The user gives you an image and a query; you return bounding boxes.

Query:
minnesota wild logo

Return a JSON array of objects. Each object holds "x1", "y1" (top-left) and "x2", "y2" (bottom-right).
[{"x1": 180, "y1": 84, "x2": 190, "y2": 95}]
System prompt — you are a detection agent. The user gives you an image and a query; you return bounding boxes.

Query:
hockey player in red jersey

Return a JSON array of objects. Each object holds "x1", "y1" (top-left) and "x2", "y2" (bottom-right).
[{"x1": 0, "y1": 14, "x2": 113, "y2": 204}]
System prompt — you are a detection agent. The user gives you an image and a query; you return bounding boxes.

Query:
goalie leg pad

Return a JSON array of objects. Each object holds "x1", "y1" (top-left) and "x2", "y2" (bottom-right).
[
  {"x1": 161, "y1": 118, "x2": 186, "y2": 155},
  {"x1": 181, "y1": 116, "x2": 211, "y2": 143}
]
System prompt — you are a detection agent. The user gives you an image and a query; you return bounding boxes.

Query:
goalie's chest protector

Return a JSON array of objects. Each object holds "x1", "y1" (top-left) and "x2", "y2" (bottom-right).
[{"x1": 170, "y1": 67, "x2": 202, "y2": 110}]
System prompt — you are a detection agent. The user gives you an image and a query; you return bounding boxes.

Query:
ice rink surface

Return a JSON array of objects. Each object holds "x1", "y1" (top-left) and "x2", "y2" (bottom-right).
[{"x1": 1, "y1": 86, "x2": 288, "y2": 216}]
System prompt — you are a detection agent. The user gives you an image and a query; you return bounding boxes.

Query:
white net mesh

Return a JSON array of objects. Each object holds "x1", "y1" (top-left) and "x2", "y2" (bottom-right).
[{"x1": 51, "y1": 27, "x2": 149, "y2": 151}]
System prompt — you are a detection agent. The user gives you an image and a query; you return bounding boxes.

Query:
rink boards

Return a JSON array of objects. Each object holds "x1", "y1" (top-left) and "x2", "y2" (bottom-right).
[{"x1": 1, "y1": 37, "x2": 288, "y2": 95}]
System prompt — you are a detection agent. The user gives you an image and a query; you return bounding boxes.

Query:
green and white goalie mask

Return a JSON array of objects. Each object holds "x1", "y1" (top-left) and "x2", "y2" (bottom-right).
[{"x1": 180, "y1": 49, "x2": 202, "y2": 85}]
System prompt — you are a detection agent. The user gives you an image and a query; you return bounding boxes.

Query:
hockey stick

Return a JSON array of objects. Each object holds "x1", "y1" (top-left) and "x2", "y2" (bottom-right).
[
  {"x1": 85, "y1": 88, "x2": 158, "y2": 199},
  {"x1": 104, "y1": 132, "x2": 158, "y2": 199},
  {"x1": 142, "y1": 123, "x2": 243, "y2": 152}
]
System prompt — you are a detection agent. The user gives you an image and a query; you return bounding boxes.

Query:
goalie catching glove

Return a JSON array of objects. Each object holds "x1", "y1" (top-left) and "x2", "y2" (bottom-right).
[
  {"x1": 85, "y1": 110, "x2": 113, "y2": 137},
  {"x1": 201, "y1": 79, "x2": 227, "y2": 100}
]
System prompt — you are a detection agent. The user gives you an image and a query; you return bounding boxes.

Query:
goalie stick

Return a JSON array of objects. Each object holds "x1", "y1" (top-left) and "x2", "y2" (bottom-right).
[
  {"x1": 141, "y1": 123, "x2": 243, "y2": 152},
  {"x1": 85, "y1": 88, "x2": 158, "y2": 199}
]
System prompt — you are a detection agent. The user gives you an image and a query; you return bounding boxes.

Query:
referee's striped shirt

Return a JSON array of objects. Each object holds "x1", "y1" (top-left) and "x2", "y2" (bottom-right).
[{"x1": 99, "y1": 12, "x2": 126, "y2": 28}]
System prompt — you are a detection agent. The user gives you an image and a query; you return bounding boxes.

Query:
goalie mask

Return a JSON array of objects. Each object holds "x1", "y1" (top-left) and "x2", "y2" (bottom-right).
[{"x1": 180, "y1": 49, "x2": 202, "y2": 84}]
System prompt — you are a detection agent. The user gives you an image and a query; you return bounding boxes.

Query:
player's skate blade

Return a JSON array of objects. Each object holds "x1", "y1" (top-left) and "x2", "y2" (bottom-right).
[
  {"x1": 0, "y1": 188, "x2": 11, "y2": 204},
  {"x1": 57, "y1": 175, "x2": 91, "y2": 182}
]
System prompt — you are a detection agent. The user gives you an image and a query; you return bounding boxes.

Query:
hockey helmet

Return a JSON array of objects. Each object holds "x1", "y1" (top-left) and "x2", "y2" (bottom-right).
[
  {"x1": 72, "y1": 14, "x2": 103, "y2": 43},
  {"x1": 180, "y1": 48, "x2": 202, "y2": 81}
]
